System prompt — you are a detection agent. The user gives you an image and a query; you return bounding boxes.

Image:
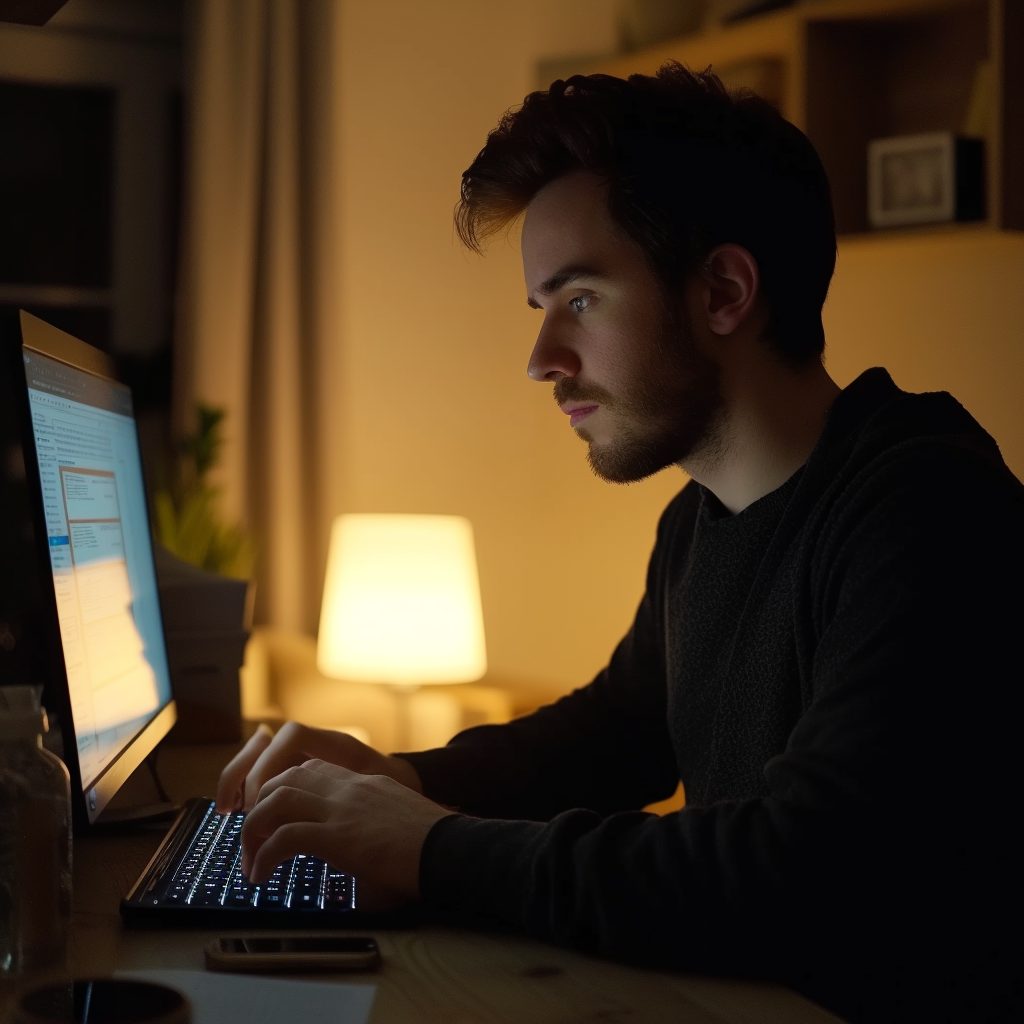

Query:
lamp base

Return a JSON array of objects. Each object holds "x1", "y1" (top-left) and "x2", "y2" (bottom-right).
[{"x1": 389, "y1": 683, "x2": 419, "y2": 753}]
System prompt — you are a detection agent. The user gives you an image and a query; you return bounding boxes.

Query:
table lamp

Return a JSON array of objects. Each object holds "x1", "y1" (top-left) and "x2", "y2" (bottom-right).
[{"x1": 316, "y1": 513, "x2": 487, "y2": 749}]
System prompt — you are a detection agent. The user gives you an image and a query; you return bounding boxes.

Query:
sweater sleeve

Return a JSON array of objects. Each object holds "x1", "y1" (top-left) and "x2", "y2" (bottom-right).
[
  {"x1": 397, "y1": 487, "x2": 697, "y2": 821},
  {"x1": 415, "y1": 447, "x2": 1024, "y2": 1016}
]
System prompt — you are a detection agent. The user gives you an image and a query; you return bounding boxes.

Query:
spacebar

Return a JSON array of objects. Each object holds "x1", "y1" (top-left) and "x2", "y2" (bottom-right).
[{"x1": 189, "y1": 889, "x2": 225, "y2": 907}]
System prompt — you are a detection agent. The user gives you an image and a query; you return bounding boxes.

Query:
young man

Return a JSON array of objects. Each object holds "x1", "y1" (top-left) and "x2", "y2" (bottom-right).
[{"x1": 220, "y1": 65, "x2": 1022, "y2": 1023}]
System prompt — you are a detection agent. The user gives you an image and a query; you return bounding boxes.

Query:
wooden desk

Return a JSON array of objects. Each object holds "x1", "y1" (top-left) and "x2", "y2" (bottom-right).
[{"x1": 51, "y1": 739, "x2": 845, "y2": 1023}]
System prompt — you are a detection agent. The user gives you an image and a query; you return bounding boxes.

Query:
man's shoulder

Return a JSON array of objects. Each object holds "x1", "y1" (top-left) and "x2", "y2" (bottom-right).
[
  {"x1": 817, "y1": 368, "x2": 1020, "y2": 500},
  {"x1": 805, "y1": 370, "x2": 1024, "y2": 553},
  {"x1": 829, "y1": 369, "x2": 991, "y2": 453}
]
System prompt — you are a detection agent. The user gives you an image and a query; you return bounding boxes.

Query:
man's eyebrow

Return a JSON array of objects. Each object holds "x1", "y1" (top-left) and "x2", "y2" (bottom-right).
[{"x1": 527, "y1": 264, "x2": 603, "y2": 309}]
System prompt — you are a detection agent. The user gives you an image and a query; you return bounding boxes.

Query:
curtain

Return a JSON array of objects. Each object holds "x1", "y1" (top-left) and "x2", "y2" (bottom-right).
[{"x1": 173, "y1": 0, "x2": 344, "y2": 633}]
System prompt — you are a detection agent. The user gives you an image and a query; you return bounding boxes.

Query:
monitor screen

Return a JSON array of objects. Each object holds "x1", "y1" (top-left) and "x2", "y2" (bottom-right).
[{"x1": 19, "y1": 313, "x2": 175, "y2": 823}]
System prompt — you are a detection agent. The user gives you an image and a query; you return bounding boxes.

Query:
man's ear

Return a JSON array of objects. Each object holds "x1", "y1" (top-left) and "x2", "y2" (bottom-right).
[{"x1": 697, "y1": 244, "x2": 760, "y2": 336}]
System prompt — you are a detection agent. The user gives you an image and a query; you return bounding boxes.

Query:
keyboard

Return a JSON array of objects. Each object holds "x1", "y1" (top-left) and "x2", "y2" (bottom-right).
[
  {"x1": 122, "y1": 798, "x2": 362, "y2": 924},
  {"x1": 160, "y1": 804, "x2": 354, "y2": 911}
]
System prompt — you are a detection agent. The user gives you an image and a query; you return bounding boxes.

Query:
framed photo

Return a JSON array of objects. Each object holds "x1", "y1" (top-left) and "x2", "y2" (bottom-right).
[{"x1": 868, "y1": 132, "x2": 985, "y2": 229}]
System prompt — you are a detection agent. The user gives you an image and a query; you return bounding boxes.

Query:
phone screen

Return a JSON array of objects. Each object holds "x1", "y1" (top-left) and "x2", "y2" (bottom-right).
[{"x1": 221, "y1": 937, "x2": 377, "y2": 955}]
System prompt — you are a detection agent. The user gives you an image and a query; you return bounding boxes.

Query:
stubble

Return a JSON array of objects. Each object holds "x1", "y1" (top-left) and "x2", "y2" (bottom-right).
[{"x1": 554, "y1": 300, "x2": 726, "y2": 484}]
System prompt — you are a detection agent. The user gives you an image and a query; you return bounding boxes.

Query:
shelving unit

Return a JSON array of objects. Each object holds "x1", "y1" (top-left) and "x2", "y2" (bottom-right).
[
  {"x1": 587, "y1": 0, "x2": 1022, "y2": 238},
  {"x1": 0, "y1": 12, "x2": 181, "y2": 354}
]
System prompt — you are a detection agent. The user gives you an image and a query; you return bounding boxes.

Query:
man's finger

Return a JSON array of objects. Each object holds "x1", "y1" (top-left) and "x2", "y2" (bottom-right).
[
  {"x1": 247, "y1": 821, "x2": 332, "y2": 885},
  {"x1": 241, "y1": 728, "x2": 359, "y2": 810},
  {"x1": 252, "y1": 759, "x2": 358, "y2": 807},
  {"x1": 215, "y1": 723, "x2": 274, "y2": 811},
  {"x1": 241, "y1": 781, "x2": 332, "y2": 877}
]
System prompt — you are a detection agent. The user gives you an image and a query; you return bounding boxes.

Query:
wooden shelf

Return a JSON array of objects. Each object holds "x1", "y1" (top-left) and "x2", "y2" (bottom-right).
[
  {"x1": 585, "y1": 0, "x2": 1022, "y2": 238},
  {"x1": 837, "y1": 219, "x2": 1019, "y2": 250}
]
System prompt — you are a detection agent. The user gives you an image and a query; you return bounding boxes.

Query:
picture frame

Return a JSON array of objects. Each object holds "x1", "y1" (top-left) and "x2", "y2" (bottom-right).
[{"x1": 867, "y1": 131, "x2": 985, "y2": 229}]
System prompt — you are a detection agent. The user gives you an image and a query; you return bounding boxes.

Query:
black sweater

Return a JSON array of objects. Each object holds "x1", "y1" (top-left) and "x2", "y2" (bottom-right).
[{"x1": 402, "y1": 369, "x2": 1024, "y2": 1023}]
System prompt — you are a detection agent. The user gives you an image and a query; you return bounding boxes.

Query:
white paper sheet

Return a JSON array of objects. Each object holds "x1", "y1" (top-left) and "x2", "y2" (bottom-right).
[{"x1": 118, "y1": 969, "x2": 376, "y2": 1024}]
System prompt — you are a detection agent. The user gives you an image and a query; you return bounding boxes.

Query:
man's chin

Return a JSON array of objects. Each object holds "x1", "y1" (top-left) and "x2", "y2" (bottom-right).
[{"x1": 585, "y1": 439, "x2": 676, "y2": 485}]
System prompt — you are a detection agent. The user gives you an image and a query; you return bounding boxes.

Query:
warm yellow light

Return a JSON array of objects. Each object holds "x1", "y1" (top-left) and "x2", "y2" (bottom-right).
[{"x1": 316, "y1": 514, "x2": 487, "y2": 686}]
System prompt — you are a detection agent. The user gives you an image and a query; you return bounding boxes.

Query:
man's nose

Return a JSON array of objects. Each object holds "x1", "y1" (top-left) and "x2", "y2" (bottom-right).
[{"x1": 527, "y1": 322, "x2": 581, "y2": 382}]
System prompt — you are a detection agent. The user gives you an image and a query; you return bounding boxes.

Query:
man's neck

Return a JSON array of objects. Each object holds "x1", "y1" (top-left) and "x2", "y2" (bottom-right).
[{"x1": 683, "y1": 356, "x2": 840, "y2": 515}]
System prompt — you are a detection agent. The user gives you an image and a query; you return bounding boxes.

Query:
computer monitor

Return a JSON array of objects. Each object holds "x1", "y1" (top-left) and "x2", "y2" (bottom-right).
[{"x1": 10, "y1": 310, "x2": 176, "y2": 827}]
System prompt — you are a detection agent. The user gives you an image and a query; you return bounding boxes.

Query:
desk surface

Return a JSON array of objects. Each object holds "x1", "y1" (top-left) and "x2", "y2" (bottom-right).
[{"x1": 46, "y1": 737, "x2": 845, "y2": 1023}]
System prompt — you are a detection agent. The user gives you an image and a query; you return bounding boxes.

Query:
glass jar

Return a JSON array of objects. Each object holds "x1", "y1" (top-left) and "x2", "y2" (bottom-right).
[{"x1": 0, "y1": 686, "x2": 72, "y2": 975}]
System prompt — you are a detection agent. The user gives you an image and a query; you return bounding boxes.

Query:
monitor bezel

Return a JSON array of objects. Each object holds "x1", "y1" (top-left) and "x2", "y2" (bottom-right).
[{"x1": 14, "y1": 310, "x2": 177, "y2": 829}]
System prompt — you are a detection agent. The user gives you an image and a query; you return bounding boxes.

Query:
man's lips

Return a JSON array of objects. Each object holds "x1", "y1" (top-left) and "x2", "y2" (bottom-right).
[{"x1": 562, "y1": 404, "x2": 598, "y2": 428}]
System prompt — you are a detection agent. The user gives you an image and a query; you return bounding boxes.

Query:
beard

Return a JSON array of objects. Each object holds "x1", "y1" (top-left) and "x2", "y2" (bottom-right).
[{"x1": 553, "y1": 301, "x2": 725, "y2": 484}]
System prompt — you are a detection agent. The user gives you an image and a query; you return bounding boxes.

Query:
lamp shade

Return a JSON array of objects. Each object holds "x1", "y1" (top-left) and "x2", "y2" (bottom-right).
[{"x1": 317, "y1": 514, "x2": 487, "y2": 686}]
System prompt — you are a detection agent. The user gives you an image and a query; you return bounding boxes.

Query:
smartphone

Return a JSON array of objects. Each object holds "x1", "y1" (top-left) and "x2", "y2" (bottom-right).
[{"x1": 204, "y1": 935, "x2": 380, "y2": 973}]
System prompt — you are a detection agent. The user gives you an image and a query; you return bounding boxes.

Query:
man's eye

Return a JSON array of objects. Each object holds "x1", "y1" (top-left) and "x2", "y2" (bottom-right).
[{"x1": 569, "y1": 295, "x2": 592, "y2": 313}]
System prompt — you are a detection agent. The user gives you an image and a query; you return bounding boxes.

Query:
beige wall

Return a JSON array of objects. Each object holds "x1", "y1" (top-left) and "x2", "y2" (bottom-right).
[
  {"x1": 335, "y1": 0, "x2": 683, "y2": 705},
  {"x1": 334, "y1": 2, "x2": 1024, "y2": 707},
  {"x1": 824, "y1": 228, "x2": 1024, "y2": 481}
]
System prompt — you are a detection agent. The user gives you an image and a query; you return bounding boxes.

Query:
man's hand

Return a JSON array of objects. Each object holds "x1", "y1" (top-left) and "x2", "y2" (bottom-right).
[
  {"x1": 240, "y1": 759, "x2": 453, "y2": 909},
  {"x1": 216, "y1": 721, "x2": 423, "y2": 813}
]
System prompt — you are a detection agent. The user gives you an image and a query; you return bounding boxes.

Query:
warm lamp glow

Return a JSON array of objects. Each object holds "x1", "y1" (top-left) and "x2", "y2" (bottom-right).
[{"x1": 317, "y1": 514, "x2": 487, "y2": 686}]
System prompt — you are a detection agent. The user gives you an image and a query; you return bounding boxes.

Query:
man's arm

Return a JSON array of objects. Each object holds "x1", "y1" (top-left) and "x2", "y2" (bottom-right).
[
  {"x1": 233, "y1": 485, "x2": 696, "y2": 910},
  {"x1": 397, "y1": 485, "x2": 699, "y2": 820},
  {"x1": 413, "y1": 451, "x2": 1024, "y2": 1015},
  {"x1": 222, "y1": 484, "x2": 697, "y2": 822},
  {"x1": 397, "y1": 614, "x2": 679, "y2": 821}
]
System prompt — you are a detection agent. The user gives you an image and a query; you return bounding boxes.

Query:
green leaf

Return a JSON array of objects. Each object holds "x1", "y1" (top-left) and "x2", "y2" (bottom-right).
[{"x1": 150, "y1": 405, "x2": 255, "y2": 579}]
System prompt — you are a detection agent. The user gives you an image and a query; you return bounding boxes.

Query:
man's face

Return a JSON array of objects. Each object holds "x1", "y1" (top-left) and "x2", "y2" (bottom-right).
[{"x1": 521, "y1": 171, "x2": 724, "y2": 484}]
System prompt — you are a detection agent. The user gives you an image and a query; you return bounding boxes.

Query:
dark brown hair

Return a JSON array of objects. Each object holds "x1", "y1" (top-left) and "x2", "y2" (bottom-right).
[{"x1": 456, "y1": 62, "x2": 836, "y2": 363}]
